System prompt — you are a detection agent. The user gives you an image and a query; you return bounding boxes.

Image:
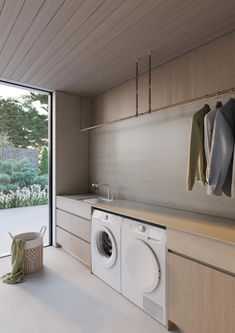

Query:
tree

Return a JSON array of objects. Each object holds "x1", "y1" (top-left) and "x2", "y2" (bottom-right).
[
  {"x1": 39, "y1": 146, "x2": 48, "y2": 175},
  {"x1": 28, "y1": 92, "x2": 48, "y2": 105},
  {"x1": 23, "y1": 92, "x2": 48, "y2": 113},
  {"x1": 0, "y1": 95, "x2": 48, "y2": 150},
  {"x1": 0, "y1": 133, "x2": 13, "y2": 148}
]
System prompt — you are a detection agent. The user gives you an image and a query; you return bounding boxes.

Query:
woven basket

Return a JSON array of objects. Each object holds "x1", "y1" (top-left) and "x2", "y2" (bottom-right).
[{"x1": 9, "y1": 226, "x2": 46, "y2": 275}]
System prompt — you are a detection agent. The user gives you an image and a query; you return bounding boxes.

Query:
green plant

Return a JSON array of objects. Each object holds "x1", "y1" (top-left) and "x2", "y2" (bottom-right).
[
  {"x1": 0, "y1": 158, "x2": 16, "y2": 175},
  {"x1": 0, "y1": 94, "x2": 48, "y2": 150},
  {"x1": 0, "y1": 134, "x2": 14, "y2": 148},
  {"x1": 0, "y1": 173, "x2": 10, "y2": 184},
  {"x1": 39, "y1": 146, "x2": 48, "y2": 175},
  {"x1": 0, "y1": 185, "x2": 48, "y2": 209},
  {"x1": 13, "y1": 169, "x2": 38, "y2": 188},
  {"x1": 34, "y1": 174, "x2": 48, "y2": 187},
  {"x1": 0, "y1": 158, "x2": 38, "y2": 193}
]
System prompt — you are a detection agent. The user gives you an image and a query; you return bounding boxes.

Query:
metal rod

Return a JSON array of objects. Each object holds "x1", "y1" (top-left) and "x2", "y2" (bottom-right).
[
  {"x1": 79, "y1": 96, "x2": 82, "y2": 131},
  {"x1": 136, "y1": 58, "x2": 138, "y2": 117},
  {"x1": 80, "y1": 87, "x2": 235, "y2": 132},
  {"x1": 148, "y1": 51, "x2": 151, "y2": 113},
  {"x1": 80, "y1": 114, "x2": 137, "y2": 132}
]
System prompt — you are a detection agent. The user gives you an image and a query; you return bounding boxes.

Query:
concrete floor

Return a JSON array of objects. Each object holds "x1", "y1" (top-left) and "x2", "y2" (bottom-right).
[
  {"x1": 0, "y1": 205, "x2": 49, "y2": 256},
  {"x1": 0, "y1": 247, "x2": 176, "y2": 333}
]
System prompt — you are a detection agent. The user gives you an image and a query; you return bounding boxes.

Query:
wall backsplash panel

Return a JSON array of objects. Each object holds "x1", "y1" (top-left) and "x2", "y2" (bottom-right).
[{"x1": 89, "y1": 31, "x2": 235, "y2": 220}]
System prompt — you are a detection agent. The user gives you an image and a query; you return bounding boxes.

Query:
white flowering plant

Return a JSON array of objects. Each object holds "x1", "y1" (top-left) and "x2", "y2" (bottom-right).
[{"x1": 0, "y1": 184, "x2": 48, "y2": 209}]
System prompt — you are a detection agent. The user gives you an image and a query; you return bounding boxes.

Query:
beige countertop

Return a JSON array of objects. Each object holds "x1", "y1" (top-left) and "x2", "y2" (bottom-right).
[{"x1": 57, "y1": 194, "x2": 235, "y2": 245}]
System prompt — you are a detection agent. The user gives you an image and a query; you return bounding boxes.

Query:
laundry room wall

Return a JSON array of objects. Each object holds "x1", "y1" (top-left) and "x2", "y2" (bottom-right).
[{"x1": 88, "y1": 31, "x2": 235, "y2": 220}]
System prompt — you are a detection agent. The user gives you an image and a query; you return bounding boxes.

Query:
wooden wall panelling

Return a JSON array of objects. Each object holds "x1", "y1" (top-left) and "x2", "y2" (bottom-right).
[
  {"x1": 56, "y1": 1, "x2": 235, "y2": 95},
  {"x1": 9, "y1": 0, "x2": 84, "y2": 81},
  {"x1": 0, "y1": 0, "x2": 45, "y2": 73},
  {"x1": 1, "y1": 1, "x2": 235, "y2": 94},
  {"x1": 0, "y1": 0, "x2": 24, "y2": 52},
  {"x1": 27, "y1": 0, "x2": 124, "y2": 85},
  {"x1": 2, "y1": 0, "x2": 65, "y2": 78},
  {"x1": 89, "y1": 32, "x2": 235, "y2": 220},
  {"x1": 55, "y1": 91, "x2": 89, "y2": 195}
]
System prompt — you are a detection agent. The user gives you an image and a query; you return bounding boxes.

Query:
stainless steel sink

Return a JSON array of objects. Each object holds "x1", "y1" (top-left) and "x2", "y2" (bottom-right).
[{"x1": 82, "y1": 197, "x2": 113, "y2": 204}]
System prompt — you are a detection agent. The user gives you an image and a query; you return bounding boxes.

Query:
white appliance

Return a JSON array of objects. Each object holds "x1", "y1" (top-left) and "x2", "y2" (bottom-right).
[
  {"x1": 91, "y1": 209, "x2": 123, "y2": 292},
  {"x1": 121, "y1": 218, "x2": 166, "y2": 325}
]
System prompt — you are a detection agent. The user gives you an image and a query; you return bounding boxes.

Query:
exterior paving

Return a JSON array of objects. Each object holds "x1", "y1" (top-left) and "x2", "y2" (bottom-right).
[{"x1": 0, "y1": 204, "x2": 49, "y2": 256}]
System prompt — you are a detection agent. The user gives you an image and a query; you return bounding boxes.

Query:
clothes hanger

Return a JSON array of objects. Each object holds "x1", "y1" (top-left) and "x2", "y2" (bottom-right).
[
  {"x1": 215, "y1": 92, "x2": 222, "y2": 108},
  {"x1": 230, "y1": 88, "x2": 234, "y2": 99}
]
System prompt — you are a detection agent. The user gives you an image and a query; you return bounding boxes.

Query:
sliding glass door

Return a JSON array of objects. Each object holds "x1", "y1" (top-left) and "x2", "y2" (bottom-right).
[{"x1": 0, "y1": 82, "x2": 51, "y2": 257}]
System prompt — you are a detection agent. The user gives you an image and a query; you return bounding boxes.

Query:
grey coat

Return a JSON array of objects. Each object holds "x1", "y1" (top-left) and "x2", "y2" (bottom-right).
[
  {"x1": 207, "y1": 98, "x2": 235, "y2": 197},
  {"x1": 204, "y1": 106, "x2": 220, "y2": 181}
]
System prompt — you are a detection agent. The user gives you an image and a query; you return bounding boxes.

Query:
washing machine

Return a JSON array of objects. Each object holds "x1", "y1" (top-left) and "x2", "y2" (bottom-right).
[
  {"x1": 121, "y1": 218, "x2": 166, "y2": 325},
  {"x1": 91, "y1": 209, "x2": 123, "y2": 292}
]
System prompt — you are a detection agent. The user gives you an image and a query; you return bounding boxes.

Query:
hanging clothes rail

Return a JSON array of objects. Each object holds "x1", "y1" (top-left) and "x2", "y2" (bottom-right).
[
  {"x1": 80, "y1": 87, "x2": 235, "y2": 132},
  {"x1": 148, "y1": 51, "x2": 151, "y2": 114},
  {"x1": 79, "y1": 51, "x2": 235, "y2": 131}
]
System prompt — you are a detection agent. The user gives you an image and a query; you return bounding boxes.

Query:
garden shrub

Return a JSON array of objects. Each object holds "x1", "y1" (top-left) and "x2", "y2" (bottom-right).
[
  {"x1": 0, "y1": 173, "x2": 10, "y2": 184},
  {"x1": 0, "y1": 158, "x2": 49, "y2": 207},
  {"x1": 39, "y1": 146, "x2": 48, "y2": 175},
  {"x1": 0, "y1": 159, "x2": 16, "y2": 175},
  {"x1": 0, "y1": 185, "x2": 48, "y2": 209},
  {"x1": 6, "y1": 183, "x2": 19, "y2": 191},
  {"x1": 15, "y1": 158, "x2": 33, "y2": 172},
  {"x1": 34, "y1": 174, "x2": 48, "y2": 187},
  {"x1": 13, "y1": 168, "x2": 38, "y2": 188},
  {"x1": 0, "y1": 158, "x2": 40, "y2": 193},
  {"x1": 0, "y1": 184, "x2": 7, "y2": 191}
]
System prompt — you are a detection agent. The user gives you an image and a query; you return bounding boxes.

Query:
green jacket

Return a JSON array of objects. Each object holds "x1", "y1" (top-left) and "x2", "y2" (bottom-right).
[{"x1": 187, "y1": 104, "x2": 210, "y2": 190}]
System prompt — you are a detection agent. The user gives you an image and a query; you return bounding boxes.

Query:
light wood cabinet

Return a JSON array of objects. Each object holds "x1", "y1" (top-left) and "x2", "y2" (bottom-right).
[
  {"x1": 56, "y1": 196, "x2": 92, "y2": 267},
  {"x1": 167, "y1": 228, "x2": 235, "y2": 274},
  {"x1": 167, "y1": 252, "x2": 235, "y2": 333},
  {"x1": 56, "y1": 209, "x2": 91, "y2": 242},
  {"x1": 57, "y1": 227, "x2": 90, "y2": 267},
  {"x1": 56, "y1": 196, "x2": 91, "y2": 220}
]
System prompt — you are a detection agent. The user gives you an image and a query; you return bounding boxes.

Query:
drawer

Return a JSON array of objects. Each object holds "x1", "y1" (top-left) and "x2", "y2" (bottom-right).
[
  {"x1": 56, "y1": 209, "x2": 90, "y2": 242},
  {"x1": 56, "y1": 227, "x2": 90, "y2": 267},
  {"x1": 56, "y1": 196, "x2": 91, "y2": 220},
  {"x1": 167, "y1": 228, "x2": 235, "y2": 274}
]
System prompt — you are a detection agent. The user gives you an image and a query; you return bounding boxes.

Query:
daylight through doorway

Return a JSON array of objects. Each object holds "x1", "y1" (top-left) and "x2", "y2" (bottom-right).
[{"x1": 0, "y1": 82, "x2": 51, "y2": 257}]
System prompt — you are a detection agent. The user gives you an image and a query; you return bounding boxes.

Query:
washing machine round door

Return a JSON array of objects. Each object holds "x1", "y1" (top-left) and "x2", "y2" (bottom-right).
[
  {"x1": 126, "y1": 239, "x2": 160, "y2": 292},
  {"x1": 95, "y1": 226, "x2": 117, "y2": 268}
]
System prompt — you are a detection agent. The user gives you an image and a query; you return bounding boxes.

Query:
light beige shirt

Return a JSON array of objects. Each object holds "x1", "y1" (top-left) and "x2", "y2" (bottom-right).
[{"x1": 187, "y1": 104, "x2": 210, "y2": 191}]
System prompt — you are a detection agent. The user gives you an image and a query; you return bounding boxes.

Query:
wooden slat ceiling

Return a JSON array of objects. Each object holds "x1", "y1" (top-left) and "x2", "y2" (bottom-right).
[{"x1": 0, "y1": 0, "x2": 235, "y2": 96}]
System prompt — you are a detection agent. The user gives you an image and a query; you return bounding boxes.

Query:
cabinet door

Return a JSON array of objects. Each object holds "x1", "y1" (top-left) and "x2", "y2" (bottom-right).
[
  {"x1": 56, "y1": 209, "x2": 91, "y2": 242},
  {"x1": 167, "y1": 252, "x2": 235, "y2": 333},
  {"x1": 56, "y1": 196, "x2": 91, "y2": 219},
  {"x1": 57, "y1": 227, "x2": 91, "y2": 267}
]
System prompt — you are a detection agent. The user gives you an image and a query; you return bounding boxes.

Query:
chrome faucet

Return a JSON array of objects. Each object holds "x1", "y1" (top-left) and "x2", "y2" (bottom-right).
[{"x1": 92, "y1": 183, "x2": 112, "y2": 200}]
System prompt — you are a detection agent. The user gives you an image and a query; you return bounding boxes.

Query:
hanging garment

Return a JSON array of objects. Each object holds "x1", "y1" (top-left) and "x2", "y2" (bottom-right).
[
  {"x1": 1, "y1": 239, "x2": 25, "y2": 284},
  {"x1": 204, "y1": 106, "x2": 221, "y2": 181},
  {"x1": 207, "y1": 98, "x2": 235, "y2": 197},
  {"x1": 187, "y1": 104, "x2": 210, "y2": 191}
]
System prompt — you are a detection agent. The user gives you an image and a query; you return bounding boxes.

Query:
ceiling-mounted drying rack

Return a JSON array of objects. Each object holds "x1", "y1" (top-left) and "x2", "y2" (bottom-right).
[{"x1": 79, "y1": 52, "x2": 235, "y2": 132}]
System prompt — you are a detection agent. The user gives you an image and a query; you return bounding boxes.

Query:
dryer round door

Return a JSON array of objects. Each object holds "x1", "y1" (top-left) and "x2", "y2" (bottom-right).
[
  {"x1": 95, "y1": 226, "x2": 117, "y2": 268},
  {"x1": 125, "y1": 239, "x2": 160, "y2": 293}
]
